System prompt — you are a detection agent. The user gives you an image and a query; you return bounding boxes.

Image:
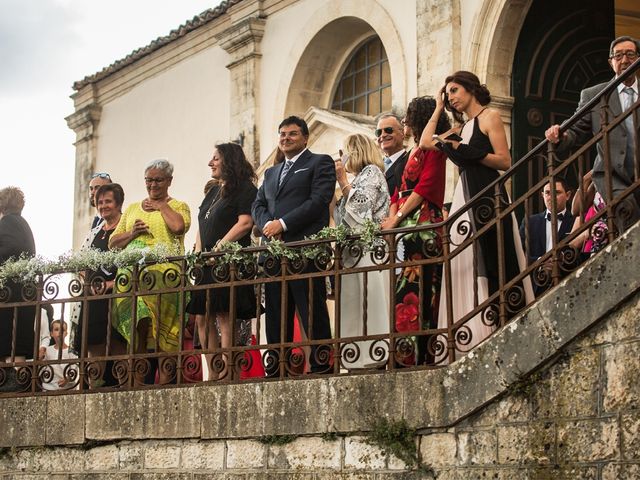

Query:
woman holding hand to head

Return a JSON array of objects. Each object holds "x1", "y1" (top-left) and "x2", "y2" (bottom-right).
[
  {"x1": 109, "y1": 159, "x2": 190, "y2": 384},
  {"x1": 186, "y1": 143, "x2": 258, "y2": 380},
  {"x1": 418, "y1": 71, "x2": 532, "y2": 360},
  {"x1": 335, "y1": 134, "x2": 389, "y2": 369}
]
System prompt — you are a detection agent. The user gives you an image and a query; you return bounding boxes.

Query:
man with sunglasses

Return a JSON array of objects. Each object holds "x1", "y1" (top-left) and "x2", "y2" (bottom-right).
[
  {"x1": 375, "y1": 114, "x2": 408, "y2": 197},
  {"x1": 545, "y1": 36, "x2": 640, "y2": 234},
  {"x1": 89, "y1": 172, "x2": 112, "y2": 228}
]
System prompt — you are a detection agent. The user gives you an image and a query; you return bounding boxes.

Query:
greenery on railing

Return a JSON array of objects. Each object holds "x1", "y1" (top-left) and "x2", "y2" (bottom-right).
[
  {"x1": 0, "y1": 243, "x2": 178, "y2": 287},
  {"x1": 0, "y1": 220, "x2": 382, "y2": 287}
]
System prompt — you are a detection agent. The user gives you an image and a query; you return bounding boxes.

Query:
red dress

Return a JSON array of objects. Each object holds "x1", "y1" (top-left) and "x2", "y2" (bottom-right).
[{"x1": 390, "y1": 148, "x2": 446, "y2": 364}]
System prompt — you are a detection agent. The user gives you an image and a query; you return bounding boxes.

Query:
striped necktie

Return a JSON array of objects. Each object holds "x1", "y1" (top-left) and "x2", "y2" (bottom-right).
[{"x1": 279, "y1": 160, "x2": 294, "y2": 186}]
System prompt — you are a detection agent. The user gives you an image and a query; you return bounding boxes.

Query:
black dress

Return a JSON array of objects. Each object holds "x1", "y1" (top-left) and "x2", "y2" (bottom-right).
[
  {"x1": 0, "y1": 214, "x2": 36, "y2": 358},
  {"x1": 187, "y1": 182, "x2": 259, "y2": 319},
  {"x1": 70, "y1": 227, "x2": 117, "y2": 353}
]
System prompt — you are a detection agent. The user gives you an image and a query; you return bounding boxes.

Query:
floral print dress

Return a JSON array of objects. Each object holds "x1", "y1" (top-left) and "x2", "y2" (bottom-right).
[{"x1": 391, "y1": 147, "x2": 447, "y2": 364}]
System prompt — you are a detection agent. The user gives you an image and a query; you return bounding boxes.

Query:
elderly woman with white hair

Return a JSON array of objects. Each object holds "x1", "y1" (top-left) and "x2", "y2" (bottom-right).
[{"x1": 109, "y1": 159, "x2": 190, "y2": 384}]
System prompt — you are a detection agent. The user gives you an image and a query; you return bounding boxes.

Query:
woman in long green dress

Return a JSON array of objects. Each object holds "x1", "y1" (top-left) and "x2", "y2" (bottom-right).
[{"x1": 110, "y1": 159, "x2": 190, "y2": 384}]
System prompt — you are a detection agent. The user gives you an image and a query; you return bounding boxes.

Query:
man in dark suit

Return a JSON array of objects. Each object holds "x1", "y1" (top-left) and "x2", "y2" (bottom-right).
[
  {"x1": 545, "y1": 36, "x2": 640, "y2": 234},
  {"x1": 375, "y1": 114, "x2": 408, "y2": 197},
  {"x1": 252, "y1": 116, "x2": 336, "y2": 375},
  {"x1": 519, "y1": 179, "x2": 575, "y2": 296}
]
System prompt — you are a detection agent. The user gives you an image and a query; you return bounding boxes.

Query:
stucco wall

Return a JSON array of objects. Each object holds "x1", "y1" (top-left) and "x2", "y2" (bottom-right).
[{"x1": 91, "y1": 45, "x2": 230, "y2": 250}]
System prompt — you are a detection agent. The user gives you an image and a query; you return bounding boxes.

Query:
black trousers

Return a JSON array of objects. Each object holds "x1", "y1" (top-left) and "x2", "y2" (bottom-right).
[{"x1": 264, "y1": 273, "x2": 332, "y2": 375}]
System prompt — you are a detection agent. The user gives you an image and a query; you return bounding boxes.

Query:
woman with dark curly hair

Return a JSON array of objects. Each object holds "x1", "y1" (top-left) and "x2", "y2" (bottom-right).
[
  {"x1": 381, "y1": 96, "x2": 450, "y2": 365},
  {"x1": 186, "y1": 142, "x2": 258, "y2": 380},
  {"x1": 418, "y1": 71, "x2": 532, "y2": 361}
]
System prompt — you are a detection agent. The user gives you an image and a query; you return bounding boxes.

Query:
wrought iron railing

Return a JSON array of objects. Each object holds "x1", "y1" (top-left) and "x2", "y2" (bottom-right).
[{"x1": 1, "y1": 59, "x2": 638, "y2": 395}]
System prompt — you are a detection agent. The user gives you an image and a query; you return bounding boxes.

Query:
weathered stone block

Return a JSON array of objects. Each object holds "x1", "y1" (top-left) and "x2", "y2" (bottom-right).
[
  {"x1": 70, "y1": 474, "x2": 130, "y2": 480},
  {"x1": 15, "y1": 447, "x2": 84, "y2": 473},
  {"x1": 466, "y1": 395, "x2": 532, "y2": 428},
  {"x1": 328, "y1": 374, "x2": 404, "y2": 432},
  {"x1": 46, "y1": 395, "x2": 85, "y2": 446},
  {"x1": 588, "y1": 291, "x2": 640, "y2": 346},
  {"x1": 529, "y1": 347, "x2": 600, "y2": 419},
  {"x1": 143, "y1": 444, "x2": 181, "y2": 469},
  {"x1": 387, "y1": 449, "x2": 411, "y2": 470},
  {"x1": 497, "y1": 422, "x2": 555, "y2": 464},
  {"x1": 129, "y1": 474, "x2": 191, "y2": 480},
  {"x1": 252, "y1": 474, "x2": 314, "y2": 480},
  {"x1": 200, "y1": 382, "x2": 264, "y2": 439},
  {"x1": 11, "y1": 475, "x2": 73, "y2": 480},
  {"x1": 457, "y1": 430, "x2": 497, "y2": 466},
  {"x1": 343, "y1": 436, "x2": 385, "y2": 470},
  {"x1": 117, "y1": 442, "x2": 143, "y2": 470},
  {"x1": 602, "y1": 463, "x2": 640, "y2": 480},
  {"x1": 419, "y1": 432, "x2": 456, "y2": 468},
  {"x1": 86, "y1": 388, "x2": 199, "y2": 440},
  {"x1": 181, "y1": 440, "x2": 225, "y2": 469},
  {"x1": 262, "y1": 378, "x2": 330, "y2": 435},
  {"x1": 400, "y1": 370, "x2": 446, "y2": 429},
  {"x1": 316, "y1": 474, "x2": 376, "y2": 480},
  {"x1": 621, "y1": 411, "x2": 640, "y2": 460},
  {"x1": 268, "y1": 436, "x2": 340, "y2": 469},
  {"x1": 226, "y1": 439, "x2": 265, "y2": 468},
  {"x1": 84, "y1": 444, "x2": 119, "y2": 471},
  {"x1": 0, "y1": 397, "x2": 47, "y2": 447},
  {"x1": 557, "y1": 417, "x2": 619, "y2": 462},
  {"x1": 603, "y1": 341, "x2": 640, "y2": 412},
  {"x1": 143, "y1": 388, "x2": 199, "y2": 438}
]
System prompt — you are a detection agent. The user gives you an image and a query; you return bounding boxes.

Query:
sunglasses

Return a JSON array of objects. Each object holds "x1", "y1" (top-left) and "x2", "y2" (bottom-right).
[
  {"x1": 375, "y1": 126, "x2": 396, "y2": 137},
  {"x1": 91, "y1": 172, "x2": 111, "y2": 180}
]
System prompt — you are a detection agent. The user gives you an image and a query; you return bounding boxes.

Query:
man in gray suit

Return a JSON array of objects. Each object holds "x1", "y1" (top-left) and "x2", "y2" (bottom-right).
[{"x1": 545, "y1": 36, "x2": 640, "y2": 233}]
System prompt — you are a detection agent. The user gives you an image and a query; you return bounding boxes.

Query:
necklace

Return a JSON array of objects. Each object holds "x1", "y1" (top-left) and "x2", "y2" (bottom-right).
[
  {"x1": 204, "y1": 187, "x2": 223, "y2": 220},
  {"x1": 99, "y1": 218, "x2": 120, "y2": 240}
]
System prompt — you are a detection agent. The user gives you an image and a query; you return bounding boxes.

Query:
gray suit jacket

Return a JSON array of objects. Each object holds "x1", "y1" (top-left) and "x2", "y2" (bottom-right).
[{"x1": 558, "y1": 79, "x2": 637, "y2": 198}]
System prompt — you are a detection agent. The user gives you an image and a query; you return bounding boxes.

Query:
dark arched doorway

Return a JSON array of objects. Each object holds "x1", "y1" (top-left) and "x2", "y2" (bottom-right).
[{"x1": 511, "y1": 0, "x2": 615, "y2": 208}]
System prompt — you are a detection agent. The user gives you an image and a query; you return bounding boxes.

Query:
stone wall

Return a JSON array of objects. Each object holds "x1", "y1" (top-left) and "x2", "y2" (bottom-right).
[{"x1": 0, "y1": 224, "x2": 638, "y2": 478}]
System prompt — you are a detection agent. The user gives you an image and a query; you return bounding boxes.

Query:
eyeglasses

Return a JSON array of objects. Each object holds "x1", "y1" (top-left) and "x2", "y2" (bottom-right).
[
  {"x1": 279, "y1": 130, "x2": 303, "y2": 139},
  {"x1": 144, "y1": 177, "x2": 167, "y2": 184},
  {"x1": 91, "y1": 172, "x2": 111, "y2": 180},
  {"x1": 375, "y1": 126, "x2": 396, "y2": 137},
  {"x1": 610, "y1": 50, "x2": 639, "y2": 61}
]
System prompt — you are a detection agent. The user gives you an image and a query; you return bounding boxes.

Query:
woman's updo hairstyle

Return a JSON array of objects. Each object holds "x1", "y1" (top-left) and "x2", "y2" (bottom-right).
[{"x1": 443, "y1": 71, "x2": 491, "y2": 123}]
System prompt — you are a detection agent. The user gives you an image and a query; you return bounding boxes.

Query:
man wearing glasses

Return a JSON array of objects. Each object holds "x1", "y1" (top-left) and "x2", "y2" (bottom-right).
[
  {"x1": 545, "y1": 36, "x2": 640, "y2": 233},
  {"x1": 252, "y1": 115, "x2": 335, "y2": 376},
  {"x1": 89, "y1": 172, "x2": 112, "y2": 228},
  {"x1": 375, "y1": 114, "x2": 408, "y2": 197}
]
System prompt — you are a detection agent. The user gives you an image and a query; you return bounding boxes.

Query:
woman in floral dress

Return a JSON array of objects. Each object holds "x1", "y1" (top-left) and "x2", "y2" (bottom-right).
[{"x1": 381, "y1": 97, "x2": 450, "y2": 365}]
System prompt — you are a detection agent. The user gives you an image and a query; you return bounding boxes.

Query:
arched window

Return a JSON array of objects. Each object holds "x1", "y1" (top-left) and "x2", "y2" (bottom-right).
[{"x1": 331, "y1": 37, "x2": 391, "y2": 116}]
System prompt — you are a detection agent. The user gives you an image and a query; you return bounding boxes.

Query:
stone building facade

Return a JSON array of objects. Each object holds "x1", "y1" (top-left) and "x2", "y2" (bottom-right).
[{"x1": 66, "y1": 0, "x2": 640, "y2": 249}]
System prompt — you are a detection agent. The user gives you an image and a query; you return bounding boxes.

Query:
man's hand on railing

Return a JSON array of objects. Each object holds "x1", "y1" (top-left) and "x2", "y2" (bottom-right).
[{"x1": 544, "y1": 124, "x2": 567, "y2": 144}]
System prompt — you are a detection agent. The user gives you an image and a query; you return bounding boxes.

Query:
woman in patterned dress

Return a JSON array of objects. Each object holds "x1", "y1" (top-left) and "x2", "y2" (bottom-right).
[
  {"x1": 381, "y1": 97, "x2": 450, "y2": 365},
  {"x1": 335, "y1": 133, "x2": 389, "y2": 369}
]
